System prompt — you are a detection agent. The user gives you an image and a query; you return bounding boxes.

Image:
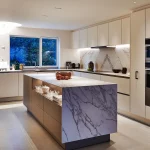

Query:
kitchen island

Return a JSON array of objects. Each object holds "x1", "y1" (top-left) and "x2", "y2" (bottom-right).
[{"x1": 23, "y1": 73, "x2": 117, "y2": 150}]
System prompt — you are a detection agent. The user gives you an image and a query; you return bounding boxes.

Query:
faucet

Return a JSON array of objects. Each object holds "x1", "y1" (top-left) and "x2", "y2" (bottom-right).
[{"x1": 32, "y1": 61, "x2": 37, "y2": 70}]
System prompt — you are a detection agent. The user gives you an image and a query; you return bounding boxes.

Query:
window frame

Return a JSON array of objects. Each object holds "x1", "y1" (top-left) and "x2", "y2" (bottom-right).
[{"x1": 9, "y1": 35, "x2": 60, "y2": 68}]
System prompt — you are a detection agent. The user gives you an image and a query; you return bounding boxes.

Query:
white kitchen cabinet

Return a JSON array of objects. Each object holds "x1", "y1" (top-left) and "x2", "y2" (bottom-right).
[
  {"x1": 73, "y1": 71, "x2": 81, "y2": 77},
  {"x1": 80, "y1": 72, "x2": 100, "y2": 80},
  {"x1": 19, "y1": 73, "x2": 24, "y2": 96},
  {"x1": 72, "y1": 31, "x2": 80, "y2": 49},
  {"x1": 0, "y1": 73, "x2": 19, "y2": 98},
  {"x1": 146, "y1": 8, "x2": 150, "y2": 38},
  {"x1": 88, "y1": 26, "x2": 98, "y2": 47},
  {"x1": 118, "y1": 94, "x2": 130, "y2": 112},
  {"x1": 98, "y1": 23, "x2": 109, "y2": 46},
  {"x1": 101, "y1": 75, "x2": 130, "y2": 95},
  {"x1": 122, "y1": 17, "x2": 130, "y2": 44},
  {"x1": 146, "y1": 106, "x2": 150, "y2": 119},
  {"x1": 130, "y1": 10, "x2": 145, "y2": 117},
  {"x1": 80, "y1": 29, "x2": 88, "y2": 48},
  {"x1": 109, "y1": 20, "x2": 122, "y2": 46}
]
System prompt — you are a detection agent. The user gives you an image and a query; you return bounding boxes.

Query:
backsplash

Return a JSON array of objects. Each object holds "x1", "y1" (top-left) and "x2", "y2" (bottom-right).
[{"x1": 80, "y1": 46, "x2": 130, "y2": 72}]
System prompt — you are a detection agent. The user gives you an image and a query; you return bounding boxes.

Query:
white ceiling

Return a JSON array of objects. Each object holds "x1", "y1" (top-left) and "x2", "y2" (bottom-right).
[{"x1": 0, "y1": 0, "x2": 150, "y2": 30}]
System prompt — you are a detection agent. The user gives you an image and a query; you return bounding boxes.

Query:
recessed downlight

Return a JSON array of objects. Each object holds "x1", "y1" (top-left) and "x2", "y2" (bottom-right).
[
  {"x1": 134, "y1": 1, "x2": 137, "y2": 4},
  {"x1": 42, "y1": 14, "x2": 48, "y2": 18},
  {"x1": 55, "y1": 7, "x2": 62, "y2": 10}
]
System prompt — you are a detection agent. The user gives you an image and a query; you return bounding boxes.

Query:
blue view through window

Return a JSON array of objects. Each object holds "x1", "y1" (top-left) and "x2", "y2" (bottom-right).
[
  {"x1": 10, "y1": 36, "x2": 39, "y2": 66},
  {"x1": 42, "y1": 38, "x2": 57, "y2": 66}
]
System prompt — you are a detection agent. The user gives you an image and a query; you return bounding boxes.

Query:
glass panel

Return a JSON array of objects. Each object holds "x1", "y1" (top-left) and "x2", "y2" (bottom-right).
[
  {"x1": 10, "y1": 36, "x2": 39, "y2": 66},
  {"x1": 42, "y1": 38, "x2": 57, "y2": 66}
]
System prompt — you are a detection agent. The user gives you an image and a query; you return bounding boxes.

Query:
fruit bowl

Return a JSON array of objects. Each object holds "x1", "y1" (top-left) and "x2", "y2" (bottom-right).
[
  {"x1": 56, "y1": 72, "x2": 72, "y2": 80},
  {"x1": 112, "y1": 69, "x2": 121, "y2": 73}
]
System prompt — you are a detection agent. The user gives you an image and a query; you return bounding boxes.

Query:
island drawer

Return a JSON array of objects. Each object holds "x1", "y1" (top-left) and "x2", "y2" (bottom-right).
[
  {"x1": 101, "y1": 75, "x2": 130, "y2": 95},
  {"x1": 43, "y1": 112, "x2": 61, "y2": 143},
  {"x1": 32, "y1": 104, "x2": 44, "y2": 125},
  {"x1": 32, "y1": 91, "x2": 44, "y2": 110},
  {"x1": 44, "y1": 98, "x2": 62, "y2": 123}
]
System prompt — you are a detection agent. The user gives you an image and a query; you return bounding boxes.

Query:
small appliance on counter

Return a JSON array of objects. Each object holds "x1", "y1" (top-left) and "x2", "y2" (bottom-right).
[
  {"x1": 72, "y1": 63, "x2": 80, "y2": 69},
  {"x1": 66, "y1": 62, "x2": 72, "y2": 69},
  {"x1": 88, "y1": 61, "x2": 94, "y2": 72},
  {"x1": 122, "y1": 67, "x2": 127, "y2": 74}
]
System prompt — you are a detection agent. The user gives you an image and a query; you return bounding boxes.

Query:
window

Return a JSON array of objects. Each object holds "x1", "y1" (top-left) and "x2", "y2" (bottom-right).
[
  {"x1": 10, "y1": 36, "x2": 58, "y2": 67},
  {"x1": 42, "y1": 38, "x2": 57, "y2": 66},
  {"x1": 10, "y1": 37, "x2": 39, "y2": 66}
]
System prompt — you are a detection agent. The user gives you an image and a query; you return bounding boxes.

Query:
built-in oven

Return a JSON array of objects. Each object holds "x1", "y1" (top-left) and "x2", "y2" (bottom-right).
[
  {"x1": 145, "y1": 39, "x2": 150, "y2": 106},
  {"x1": 146, "y1": 70, "x2": 150, "y2": 107}
]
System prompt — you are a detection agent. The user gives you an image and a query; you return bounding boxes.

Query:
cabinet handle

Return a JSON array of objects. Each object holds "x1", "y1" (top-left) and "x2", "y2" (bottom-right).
[{"x1": 135, "y1": 71, "x2": 139, "y2": 79}]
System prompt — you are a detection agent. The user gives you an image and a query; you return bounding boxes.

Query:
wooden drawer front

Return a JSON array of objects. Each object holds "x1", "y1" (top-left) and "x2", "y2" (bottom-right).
[
  {"x1": 32, "y1": 91, "x2": 44, "y2": 110},
  {"x1": 44, "y1": 112, "x2": 61, "y2": 142},
  {"x1": 32, "y1": 104, "x2": 44, "y2": 124},
  {"x1": 146, "y1": 106, "x2": 150, "y2": 120},
  {"x1": 101, "y1": 75, "x2": 130, "y2": 95},
  {"x1": 44, "y1": 98, "x2": 61, "y2": 123},
  {"x1": 118, "y1": 94, "x2": 130, "y2": 112}
]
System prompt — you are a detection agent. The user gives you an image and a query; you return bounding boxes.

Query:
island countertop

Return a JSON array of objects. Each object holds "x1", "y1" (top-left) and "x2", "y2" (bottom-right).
[
  {"x1": 24, "y1": 73, "x2": 117, "y2": 149},
  {"x1": 25, "y1": 73, "x2": 116, "y2": 88}
]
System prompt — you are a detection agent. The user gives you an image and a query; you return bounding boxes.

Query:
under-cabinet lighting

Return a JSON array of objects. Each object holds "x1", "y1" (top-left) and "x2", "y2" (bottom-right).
[
  {"x1": 78, "y1": 48, "x2": 99, "y2": 51},
  {"x1": 106, "y1": 46, "x2": 116, "y2": 48},
  {"x1": 116, "y1": 44, "x2": 130, "y2": 48},
  {"x1": 0, "y1": 21, "x2": 22, "y2": 35}
]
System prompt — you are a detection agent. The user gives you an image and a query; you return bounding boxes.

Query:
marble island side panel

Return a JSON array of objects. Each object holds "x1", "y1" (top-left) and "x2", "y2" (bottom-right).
[{"x1": 62, "y1": 84, "x2": 117, "y2": 143}]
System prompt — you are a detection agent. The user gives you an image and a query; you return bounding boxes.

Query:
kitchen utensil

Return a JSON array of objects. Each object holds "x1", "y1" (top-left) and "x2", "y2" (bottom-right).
[
  {"x1": 88, "y1": 61, "x2": 94, "y2": 72},
  {"x1": 42, "y1": 86, "x2": 49, "y2": 94},
  {"x1": 122, "y1": 67, "x2": 127, "y2": 74},
  {"x1": 112, "y1": 69, "x2": 121, "y2": 73}
]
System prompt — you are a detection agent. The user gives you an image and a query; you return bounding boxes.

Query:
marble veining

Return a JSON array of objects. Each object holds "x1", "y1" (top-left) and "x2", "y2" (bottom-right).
[
  {"x1": 62, "y1": 84, "x2": 117, "y2": 143},
  {"x1": 80, "y1": 46, "x2": 130, "y2": 72}
]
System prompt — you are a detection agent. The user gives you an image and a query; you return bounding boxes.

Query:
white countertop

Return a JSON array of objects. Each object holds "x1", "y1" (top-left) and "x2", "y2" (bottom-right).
[
  {"x1": 25, "y1": 73, "x2": 116, "y2": 88},
  {"x1": 0, "y1": 68, "x2": 130, "y2": 78}
]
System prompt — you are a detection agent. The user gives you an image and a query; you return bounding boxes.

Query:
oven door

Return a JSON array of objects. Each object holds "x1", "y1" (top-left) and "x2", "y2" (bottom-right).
[{"x1": 146, "y1": 70, "x2": 150, "y2": 106}]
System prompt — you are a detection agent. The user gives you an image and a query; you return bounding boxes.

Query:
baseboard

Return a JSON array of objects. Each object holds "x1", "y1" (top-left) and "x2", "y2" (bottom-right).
[
  {"x1": 0, "y1": 97, "x2": 23, "y2": 102},
  {"x1": 118, "y1": 109, "x2": 150, "y2": 126}
]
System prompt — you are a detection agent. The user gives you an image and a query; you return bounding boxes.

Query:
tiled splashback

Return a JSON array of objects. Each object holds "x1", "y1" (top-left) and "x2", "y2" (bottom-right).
[{"x1": 80, "y1": 46, "x2": 130, "y2": 72}]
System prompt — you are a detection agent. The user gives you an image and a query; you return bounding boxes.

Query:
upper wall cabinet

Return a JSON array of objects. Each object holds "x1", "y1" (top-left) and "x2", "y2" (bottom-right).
[
  {"x1": 109, "y1": 20, "x2": 122, "y2": 46},
  {"x1": 72, "y1": 31, "x2": 79, "y2": 49},
  {"x1": 122, "y1": 17, "x2": 130, "y2": 44},
  {"x1": 79, "y1": 29, "x2": 88, "y2": 48},
  {"x1": 88, "y1": 26, "x2": 98, "y2": 47},
  {"x1": 98, "y1": 23, "x2": 109, "y2": 46},
  {"x1": 146, "y1": 8, "x2": 150, "y2": 38}
]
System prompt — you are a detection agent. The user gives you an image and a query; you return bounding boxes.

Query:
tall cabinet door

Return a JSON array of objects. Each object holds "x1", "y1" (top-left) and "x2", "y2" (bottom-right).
[
  {"x1": 122, "y1": 17, "x2": 130, "y2": 44},
  {"x1": 72, "y1": 31, "x2": 79, "y2": 49},
  {"x1": 80, "y1": 29, "x2": 88, "y2": 48},
  {"x1": 146, "y1": 8, "x2": 150, "y2": 38},
  {"x1": 109, "y1": 20, "x2": 121, "y2": 46},
  {"x1": 98, "y1": 23, "x2": 109, "y2": 46},
  {"x1": 88, "y1": 26, "x2": 98, "y2": 47},
  {"x1": 131, "y1": 10, "x2": 145, "y2": 117}
]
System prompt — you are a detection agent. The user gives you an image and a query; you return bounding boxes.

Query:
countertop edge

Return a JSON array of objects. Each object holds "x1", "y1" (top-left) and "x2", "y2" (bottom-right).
[{"x1": 0, "y1": 69, "x2": 130, "y2": 79}]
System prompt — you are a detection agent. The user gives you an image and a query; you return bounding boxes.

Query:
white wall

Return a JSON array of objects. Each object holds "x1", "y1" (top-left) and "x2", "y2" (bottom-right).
[{"x1": 0, "y1": 27, "x2": 80, "y2": 68}]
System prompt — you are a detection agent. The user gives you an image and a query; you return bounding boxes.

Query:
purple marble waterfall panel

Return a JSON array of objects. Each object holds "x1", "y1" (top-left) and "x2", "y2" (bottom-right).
[{"x1": 62, "y1": 84, "x2": 117, "y2": 143}]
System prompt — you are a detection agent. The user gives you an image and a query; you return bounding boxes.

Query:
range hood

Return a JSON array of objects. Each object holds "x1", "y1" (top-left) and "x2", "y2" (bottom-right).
[{"x1": 91, "y1": 46, "x2": 116, "y2": 49}]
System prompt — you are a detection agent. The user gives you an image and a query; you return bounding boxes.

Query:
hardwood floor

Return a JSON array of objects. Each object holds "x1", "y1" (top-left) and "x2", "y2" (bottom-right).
[{"x1": 0, "y1": 101, "x2": 150, "y2": 150}]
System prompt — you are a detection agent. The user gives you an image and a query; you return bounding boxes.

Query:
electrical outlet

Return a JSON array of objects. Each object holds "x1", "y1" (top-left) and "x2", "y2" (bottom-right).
[{"x1": 1, "y1": 46, "x2": 5, "y2": 50}]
